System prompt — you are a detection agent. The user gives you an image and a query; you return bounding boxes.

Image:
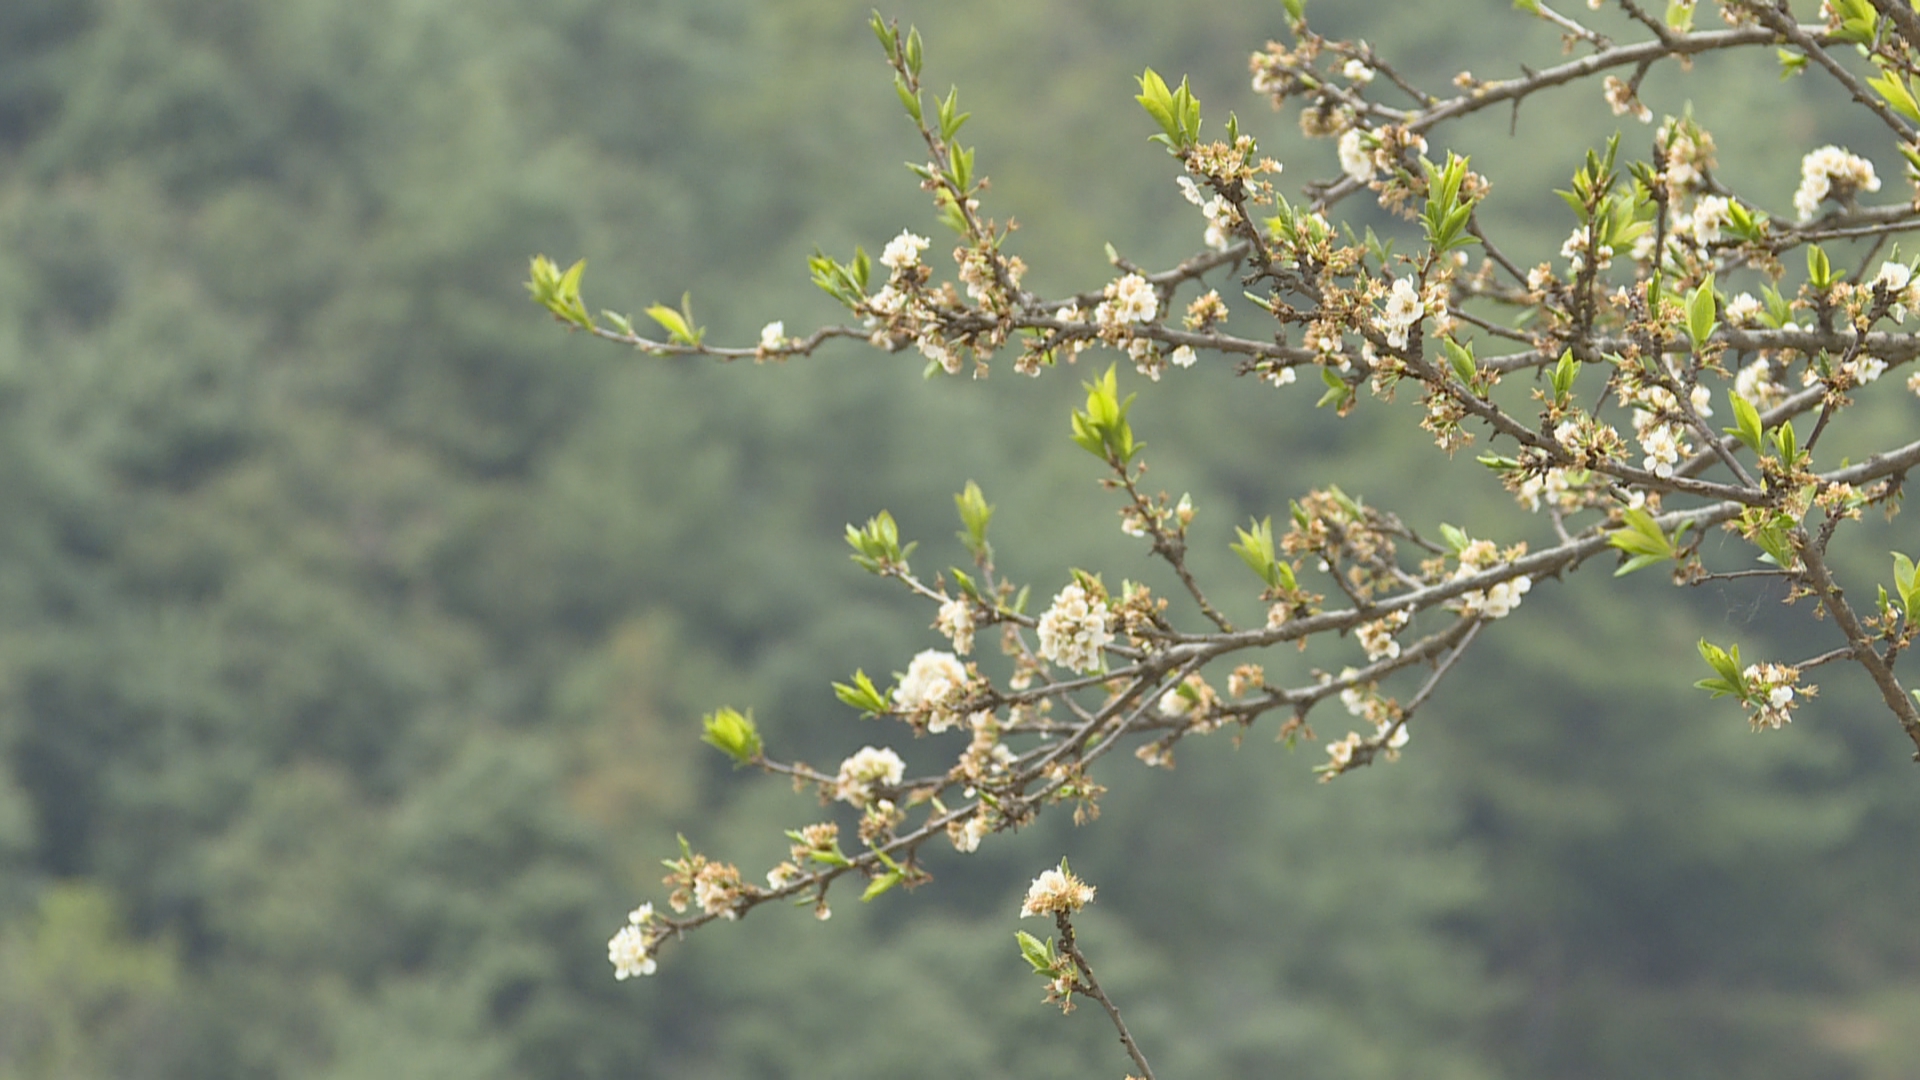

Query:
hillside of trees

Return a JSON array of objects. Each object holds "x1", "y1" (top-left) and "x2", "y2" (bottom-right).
[{"x1": 1, "y1": 1, "x2": 1917, "y2": 1077}]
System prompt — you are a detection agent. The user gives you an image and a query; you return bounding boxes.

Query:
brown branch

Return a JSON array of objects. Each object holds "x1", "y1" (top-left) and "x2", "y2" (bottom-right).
[
  {"x1": 1057, "y1": 914, "x2": 1158, "y2": 1080},
  {"x1": 1792, "y1": 526, "x2": 1920, "y2": 758}
]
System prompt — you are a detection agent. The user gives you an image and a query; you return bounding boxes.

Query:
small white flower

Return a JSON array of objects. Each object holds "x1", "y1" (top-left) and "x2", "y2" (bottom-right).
[
  {"x1": 1640, "y1": 424, "x2": 1683, "y2": 478},
  {"x1": 759, "y1": 321, "x2": 785, "y2": 350},
  {"x1": 1170, "y1": 345, "x2": 1197, "y2": 368},
  {"x1": 935, "y1": 599, "x2": 976, "y2": 655},
  {"x1": 1158, "y1": 686, "x2": 1192, "y2": 717},
  {"x1": 1375, "y1": 276, "x2": 1424, "y2": 348},
  {"x1": 1736, "y1": 359, "x2": 1786, "y2": 409},
  {"x1": 1689, "y1": 195, "x2": 1732, "y2": 246},
  {"x1": 1095, "y1": 273, "x2": 1159, "y2": 329},
  {"x1": 1689, "y1": 384, "x2": 1713, "y2": 418},
  {"x1": 1725, "y1": 292, "x2": 1763, "y2": 327},
  {"x1": 949, "y1": 813, "x2": 990, "y2": 853},
  {"x1": 1343, "y1": 59, "x2": 1375, "y2": 84},
  {"x1": 1338, "y1": 127, "x2": 1374, "y2": 184},
  {"x1": 880, "y1": 229, "x2": 931, "y2": 271},
  {"x1": 608, "y1": 921, "x2": 656, "y2": 980}
]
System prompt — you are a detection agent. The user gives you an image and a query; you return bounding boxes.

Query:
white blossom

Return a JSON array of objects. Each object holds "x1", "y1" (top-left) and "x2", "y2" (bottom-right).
[
  {"x1": 608, "y1": 922, "x2": 655, "y2": 980},
  {"x1": 1736, "y1": 359, "x2": 1786, "y2": 409},
  {"x1": 880, "y1": 229, "x2": 931, "y2": 271},
  {"x1": 1036, "y1": 583, "x2": 1113, "y2": 674},
  {"x1": 1689, "y1": 195, "x2": 1732, "y2": 245},
  {"x1": 1794, "y1": 146, "x2": 1879, "y2": 222},
  {"x1": 1640, "y1": 423, "x2": 1683, "y2": 478},
  {"x1": 1338, "y1": 127, "x2": 1374, "y2": 184},
  {"x1": 1020, "y1": 865, "x2": 1095, "y2": 918},
  {"x1": 759, "y1": 321, "x2": 785, "y2": 350},
  {"x1": 1095, "y1": 273, "x2": 1159, "y2": 329},
  {"x1": 1356, "y1": 610, "x2": 1409, "y2": 661},
  {"x1": 935, "y1": 599, "x2": 976, "y2": 655},
  {"x1": 1375, "y1": 276, "x2": 1423, "y2": 348},
  {"x1": 835, "y1": 745, "x2": 905, "y2": 806},
  {"x1": 1725, "y1": 292, "x2": 1763, "y2": 326},
  {"x1": 895, "y1": 649, "x2": 969, "y2": 730}
]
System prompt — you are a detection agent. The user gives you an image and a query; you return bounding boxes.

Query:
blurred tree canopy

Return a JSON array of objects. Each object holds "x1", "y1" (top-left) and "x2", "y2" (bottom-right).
[{"x1": 0, "y1": 1, "x2": 1916, "y2": 1078}]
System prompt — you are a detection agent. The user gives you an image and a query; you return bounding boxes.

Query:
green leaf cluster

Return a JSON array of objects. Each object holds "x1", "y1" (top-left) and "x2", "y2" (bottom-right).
[
  {"x1": 1136, "y1": 69, "x2": 1202, "y2": 154},
  {"x1": 526, "y1": 255, "x2": 593, "y2": 330},
  {"x1": 1070, "y1": 365, "x2": 1143, "y2": 465},
  {"x1": 1230, "y1": 516, "x2": 1298, "y2": 593},
  {"x1": 1421, "y1": 153, "x2": 1480, "y2": 256},
  {"x1": 645, "y1": 291, "x2": 706, "y2": 347},
  {"x1": 1695, "y1": 639, "x2": 1750, "y2": 699},
  {"x1": 846, "y1": 510, "x2": 916, "y2": 574},
  {"x1": 809, "y1": 246, "x2": 874, "y2": 309},
  {"x1": 1607, "y1": 508, "x2": 1693, "y2": 576},
  {"x1": 701, "y1": 706, "x2": 764, "y2": 764}
]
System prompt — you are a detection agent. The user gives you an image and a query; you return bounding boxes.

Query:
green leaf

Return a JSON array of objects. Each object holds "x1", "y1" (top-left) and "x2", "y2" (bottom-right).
[
  {"x1": 1315, "y1": 365, "x2": 1353, "y2": 410},
  {"x1": 1230, "y1": 517, "x2": 1293, "y2": 591},
  {"x1": 1807, "y1": 245, "x2": 1835, "y2": 290},
  {"x1": 1550, "y1": 349, "x2": 1581, "y2": 403},
  {"x1": 869, "y1": 11, "x2": 896, "y2": 55},
  {"x1": 1070, "y1": 365, "x2": 1142, "y2": 465},
  {"x1": 1830, "y1": 0, "x2": 1878, "y2": 44},
  {"x1": 861, "y1": 870, "x2": 904, "y2": 902},
  {"x1": 1695, "y1": 639, "x2": 1748, "y2": 699},
  {"x1": 1442, "y1": 336, "x2": 1478, "y2": 388},
  {"x1": 954, "y1": 480, "x2": 994, "y2": 560},
  {"x1": 644, "y1": 292, "x2": 705, "y2": 346},
  {"x1": 700, "y1": 707, "x2": 764, "y2": 764},
  {"x1": 1868, "y1": 67, "x2": 1920, "y2": 124},
  {"x1": 846, "y1": 510, "x2": 916, "y2": 574},
  {"x1": 832, "y1": 670, "x2": 891, "y2": 716},
  {"x1": 1724, "y1": 391, "x2": 1763, "y2": 452},
  {"x1": 1685, "y1": 273, "x2": 1718, "y2": 349},
  {"x1": 1607, "y1": 508, "x2": 1679, "y2": 575},
  {"x1": 1773, "y1": 419, "x2": 1799, "y2": 468},
  {"x1": 1894, "y1": 552, "x2": 1920, "y2": 617},
  {"x1": 936, "y1": 86, "x2": 970, "y2": 140},
  {"x1": 1015, "y1": 930, "x2": 1056, "y2": 973},
  {"x1": 894, "y1": 74, "x2": 922, "y2": 123}
]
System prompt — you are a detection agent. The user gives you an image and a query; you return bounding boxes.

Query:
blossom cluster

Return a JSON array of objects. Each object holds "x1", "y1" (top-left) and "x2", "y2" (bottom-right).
[
  {"x1": 1741, "y1": 663, "x2": 1804, "y2": 731},
  {"x1": 1793, "y1": 145, "x2": 1879, "y2": 222},
  {"x1": 1036, "y1": 582, "x2": 1113, "y2": 674},
  {"x1": 608, "y1": 904, "x2": 658, "y2": 979},
  {"x1": 1453, "y1": 539, "x2": 1531, "y2": 620},
  {"x1": 894, "y1": 648, "x2": 970, "y2": 732},
  {"x1": 1019, "y1": 863, "x2": 1096, "y2": 918},
  {"x1": 834, "y1": 745, "x2": 905, "y2": 807}
]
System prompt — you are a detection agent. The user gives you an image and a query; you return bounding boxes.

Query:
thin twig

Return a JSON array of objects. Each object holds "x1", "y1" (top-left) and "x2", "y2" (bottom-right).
[{"x1": 1058, "y1": 914, "x2": 1157, "y2": 1080}]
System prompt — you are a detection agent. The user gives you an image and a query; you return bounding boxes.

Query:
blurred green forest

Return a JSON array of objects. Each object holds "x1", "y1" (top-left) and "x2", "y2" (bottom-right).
[{"x1": 0, "y1": 1, "x2": 1917, "y2": 1077}]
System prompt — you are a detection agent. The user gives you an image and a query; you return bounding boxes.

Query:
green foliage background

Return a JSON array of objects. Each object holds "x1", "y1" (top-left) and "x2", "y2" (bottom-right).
[{"x1": 0, "y1": 1, "x2": 1917, "y2": 1077}]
